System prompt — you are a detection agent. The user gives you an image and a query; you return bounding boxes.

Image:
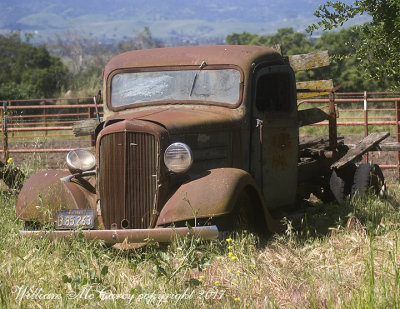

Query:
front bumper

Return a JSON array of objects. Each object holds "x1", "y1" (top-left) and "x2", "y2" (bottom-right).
[{"x1": 19, "y1": 226, "x2": 219, "y2": 243}]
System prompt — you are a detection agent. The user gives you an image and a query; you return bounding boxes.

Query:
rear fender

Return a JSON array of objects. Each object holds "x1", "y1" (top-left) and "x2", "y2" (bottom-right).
[
  {"x1": 156, "y1": 168, "x2": 280, "y2": 232},
  {"x1": 17, "y1": 169, "x2": 97, "y2": 223}
]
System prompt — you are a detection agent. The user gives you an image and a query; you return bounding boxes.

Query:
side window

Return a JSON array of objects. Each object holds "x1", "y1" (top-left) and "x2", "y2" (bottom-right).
[{"x1": 256, "y1": 71, "x2": 293, "y2": 113}]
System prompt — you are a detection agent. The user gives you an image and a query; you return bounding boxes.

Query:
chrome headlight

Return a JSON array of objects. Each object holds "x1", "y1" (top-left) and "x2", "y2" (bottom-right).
[
  {"x1": 66, "y1": 149, "x2": 96, "y2": 174},
  {"x1": 164, "y1": 142, "x2": 193, "y2": 173}
]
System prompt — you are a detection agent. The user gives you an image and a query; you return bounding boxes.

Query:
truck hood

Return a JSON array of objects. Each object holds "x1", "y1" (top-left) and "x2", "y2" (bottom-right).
[{"x1": 105, "y1": 107, "x2": 242, "y2": 133}]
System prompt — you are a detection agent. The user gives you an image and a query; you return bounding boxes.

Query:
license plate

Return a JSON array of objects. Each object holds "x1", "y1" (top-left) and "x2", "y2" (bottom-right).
[{"x1": 55, "y1": 209, "x2": 94, "y2": 230}]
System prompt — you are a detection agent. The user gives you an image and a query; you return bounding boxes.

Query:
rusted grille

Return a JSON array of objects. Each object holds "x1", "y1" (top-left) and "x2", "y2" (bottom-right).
[{"x1": 99, "y1": 132, "x2": 158, "y2": 229}]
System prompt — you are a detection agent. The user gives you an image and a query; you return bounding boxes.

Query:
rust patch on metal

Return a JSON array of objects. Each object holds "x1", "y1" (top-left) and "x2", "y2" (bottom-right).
[
  {"x1": 99, "y1": 132, "x2": 157, "y2": 229},
  {"x1": 104, "y1": 45, "x2": 281, "y2": 79},
  {"x1": 270, "y1": 132, "x2": 291, "y2": 150},
  {"x1": 267, "y1": 133, "x2": 293, "y2": 170},
  {"x1": 270, "y1": 154, "x2": 289, "y2": 169},
  {"x1": 20, "y1": 226, "x2": 219, "y2": 243},
  {"x1": 197, "y1": 134, "x2": 211, "y2": 144},
  {"x1": 17, "y1": 169, "x2": 96, "y2": 223},
  {"x1": 98, "y1": 120, "x2": 165, "y2": 229}
]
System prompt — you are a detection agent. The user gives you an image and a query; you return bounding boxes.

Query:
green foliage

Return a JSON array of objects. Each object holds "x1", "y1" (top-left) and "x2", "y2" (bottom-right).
[
  {"x1": 308, "y1": 0, "x2": 400, "y2": 89},
  {"x1": 67, "y1": 64, "x2": 103, "y2": 97},
  {"x1": 312, "y1": 27, "x2": 388, "y2": 91},
  {"x1": 226, "y1": 25, "x2": 396, "y2": 91},
  {"x1": 0, "y1": 31, "x2": 69, "y2": 99},
  {"x1": 227, "y1": 28, "x2": 312, "y2": 55},
  {"x1": 226, "y1": 32, "x2": 260, "y2": 46}
]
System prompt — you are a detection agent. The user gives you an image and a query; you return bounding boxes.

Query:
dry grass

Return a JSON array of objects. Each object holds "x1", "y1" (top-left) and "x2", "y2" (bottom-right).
[{"x1": 1, "y1": 179, "x2": 400, "y2": 308}]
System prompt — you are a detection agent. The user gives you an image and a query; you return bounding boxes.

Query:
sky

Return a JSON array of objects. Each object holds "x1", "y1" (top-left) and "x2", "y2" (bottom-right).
[{"x1": 0, "y1": 0, "x2": 369, "y2": 42}]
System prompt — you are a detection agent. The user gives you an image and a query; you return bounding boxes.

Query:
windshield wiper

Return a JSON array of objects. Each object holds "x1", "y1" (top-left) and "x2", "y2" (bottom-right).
[{"x1": 189, "y1": 61, "x2": 207, "y2": 97}]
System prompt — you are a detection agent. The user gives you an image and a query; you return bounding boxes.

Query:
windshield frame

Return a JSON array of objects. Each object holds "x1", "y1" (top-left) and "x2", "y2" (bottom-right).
[{"x1": 106, "y1": 64, "x2": 244, "y2": 111}]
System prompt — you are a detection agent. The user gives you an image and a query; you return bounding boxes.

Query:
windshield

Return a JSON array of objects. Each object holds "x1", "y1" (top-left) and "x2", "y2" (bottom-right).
[{"x1": 110, "y1": 69, "x2": 241, "y2": 107}]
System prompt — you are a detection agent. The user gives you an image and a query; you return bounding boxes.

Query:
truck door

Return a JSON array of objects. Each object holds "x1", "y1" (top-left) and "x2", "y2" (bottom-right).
[{"x1": 250, "y1": 65, "x2": 298, "y2": 210}]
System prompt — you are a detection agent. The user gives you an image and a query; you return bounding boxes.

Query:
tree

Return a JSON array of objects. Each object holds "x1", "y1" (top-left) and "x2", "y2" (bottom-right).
[
  {"x1": 312, "y1": 27, "x2": 385, "y2": 91},
  {"x1": 44, "y1": 27, "x2": 163, "y2": 98},
  {"x1": 307, "y1": 0, "x2": 400, "y2": 89},
  {"x1": 0, "y1": 31, "x2": 69, "y2": 99},
  {"x1": 118, "y1": 27, "x2": 163, "y2": 53},
  {"x1": 47, "y1": 30, "x2": 114, "y2": 96},
  {"x1": 226, "y1": 32, "x2": 260, "y2": 46},
  {"x1": 226, "y1": 28, "x2": 312, "y2": 55},
  {"x1": 226, "y1": 26, "x2": 392, "y2": 91}
]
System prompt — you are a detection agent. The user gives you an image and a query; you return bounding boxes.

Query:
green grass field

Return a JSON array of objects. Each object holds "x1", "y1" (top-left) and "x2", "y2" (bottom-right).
[
  {"x1": 1, "y1": 102, "x2": 399, "y2": 307},
  {"x1": 1, "y1": 159, "x2": 400, "y2": 308}
]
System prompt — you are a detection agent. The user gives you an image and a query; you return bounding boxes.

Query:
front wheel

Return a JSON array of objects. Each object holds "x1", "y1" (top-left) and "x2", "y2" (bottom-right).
[{"x1": 214, "y1": 191, "x2": 262, "y2": 237}]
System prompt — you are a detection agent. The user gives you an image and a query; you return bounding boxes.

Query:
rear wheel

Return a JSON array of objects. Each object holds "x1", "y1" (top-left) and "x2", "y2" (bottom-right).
[
  {"x1": 351, "y1": 163, "x2": 385, "y2": 199},
  {"x1": 328, "y1": 164, "x2": 357, "y2": 204}
]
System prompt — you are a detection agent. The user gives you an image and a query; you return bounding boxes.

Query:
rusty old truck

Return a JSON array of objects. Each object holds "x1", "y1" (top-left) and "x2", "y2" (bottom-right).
[{"x1": 16, "y1": 45, "x2": 388, "y2": 244}]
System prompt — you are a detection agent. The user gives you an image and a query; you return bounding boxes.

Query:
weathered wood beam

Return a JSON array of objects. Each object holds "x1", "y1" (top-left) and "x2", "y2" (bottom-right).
[
  {"x1": 72, "y1": 119, "x2": 98, "y2": 137},
  {"x1": 296, "y1": 79, "x2": 334, "y2": 99},
  {"x1": 346, "y1": 142, "x2": 400, "y2": 151},
  {"x1": 289, "y1": 50, "x2": 330, "y2": 72},
  {"x1": 298, "y1": 107, "x2": 329, "y2": 127},
  {"x1": 299, "y1": 136, "x2": 344, "y2": 151},
  {"x1": 331, "y1": 132, "x2": 390, "y2": 169}
]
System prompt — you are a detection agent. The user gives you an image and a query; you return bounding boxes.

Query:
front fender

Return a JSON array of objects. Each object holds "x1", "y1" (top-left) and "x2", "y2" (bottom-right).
[
  {"x1": 17, "y1": 169, "x2": 97, "y2": 223},
  {"x1": 156, "y1": 168, "x2": 279, "y2": 231}
]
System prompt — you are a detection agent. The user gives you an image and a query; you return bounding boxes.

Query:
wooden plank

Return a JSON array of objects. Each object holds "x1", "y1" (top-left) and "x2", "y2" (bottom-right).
[
  {"x1": 296, "y1": 79, "x2": 333, "y2": 90},
  {"x1": 288, "y1": 50, "x2": 329, "y2": 72},
  {"x1": 375, "y1": 143, "x2": 400, "y2": 151},
  {"x1": 296, "y1": 79, "x2": 334, "y2": 99},
  {"x1": 299, "y1": 136, "x2": 330, "y2": 151},
  {"x1": 72, "y1": 119, "x2": 98, "y2": 136},
  {"x1": 346, "y1": 142, "x2": 400, "y2": 151},
  {"x1": 298, "y1": 107, "x2": 329, "y2": 127},
  {"x1": 331, "y1": 132, "x2": 390, "y2": 169},
  {"x1": 299, "y1": 136, "x2": 344, "y2": 151}
]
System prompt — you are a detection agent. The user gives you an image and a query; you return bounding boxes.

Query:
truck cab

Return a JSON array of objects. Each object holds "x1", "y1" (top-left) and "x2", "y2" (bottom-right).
[{"x1": 16, "y1": 45, "x2": 386, "y2": 244}]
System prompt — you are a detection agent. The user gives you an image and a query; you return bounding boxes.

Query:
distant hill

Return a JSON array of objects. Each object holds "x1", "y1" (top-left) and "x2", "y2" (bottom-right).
[{"x1": 0, "y1": 0, "x2": 366, "y2": 44}]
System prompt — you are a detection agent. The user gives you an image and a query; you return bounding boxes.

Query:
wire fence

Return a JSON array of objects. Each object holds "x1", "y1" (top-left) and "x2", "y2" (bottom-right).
[
  {"x1": 2, "y1": 92, "x2": 400, "y2": 181},
  {"x1": 0, "y1": 97, "x2": 102, "y2": 161},
  {"x1": 298, "y1": 91, "x2": 400, "y2": 182}
]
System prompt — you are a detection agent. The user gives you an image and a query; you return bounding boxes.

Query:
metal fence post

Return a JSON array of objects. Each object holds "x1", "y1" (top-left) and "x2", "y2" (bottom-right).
[
  {"x1": 2, "y1": 101, "x2": 9, "y2": 162},
  {"x1": 364, "y1": 91, "x2": 369, "y2": 163},
  {"x1": 43, "y1": 100, "x2": 47, "y2": 136},
  {"x1": 329, "y1": 90, "x2": 337, "y2": 150},
  {"x1": 77, "y1": 98, "x2": 80, "y2": 120},
  {"x1": 396, "y1": 100, "x2": 400, "y2": 182},
  {"x1": 87, "y1": 106, "x2": 96, "y2": 147}
]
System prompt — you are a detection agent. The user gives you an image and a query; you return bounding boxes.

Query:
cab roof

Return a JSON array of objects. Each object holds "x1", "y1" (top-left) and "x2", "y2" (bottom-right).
[{"x1": 104, "y1": 45, "x2": 283, "y2": 77}]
